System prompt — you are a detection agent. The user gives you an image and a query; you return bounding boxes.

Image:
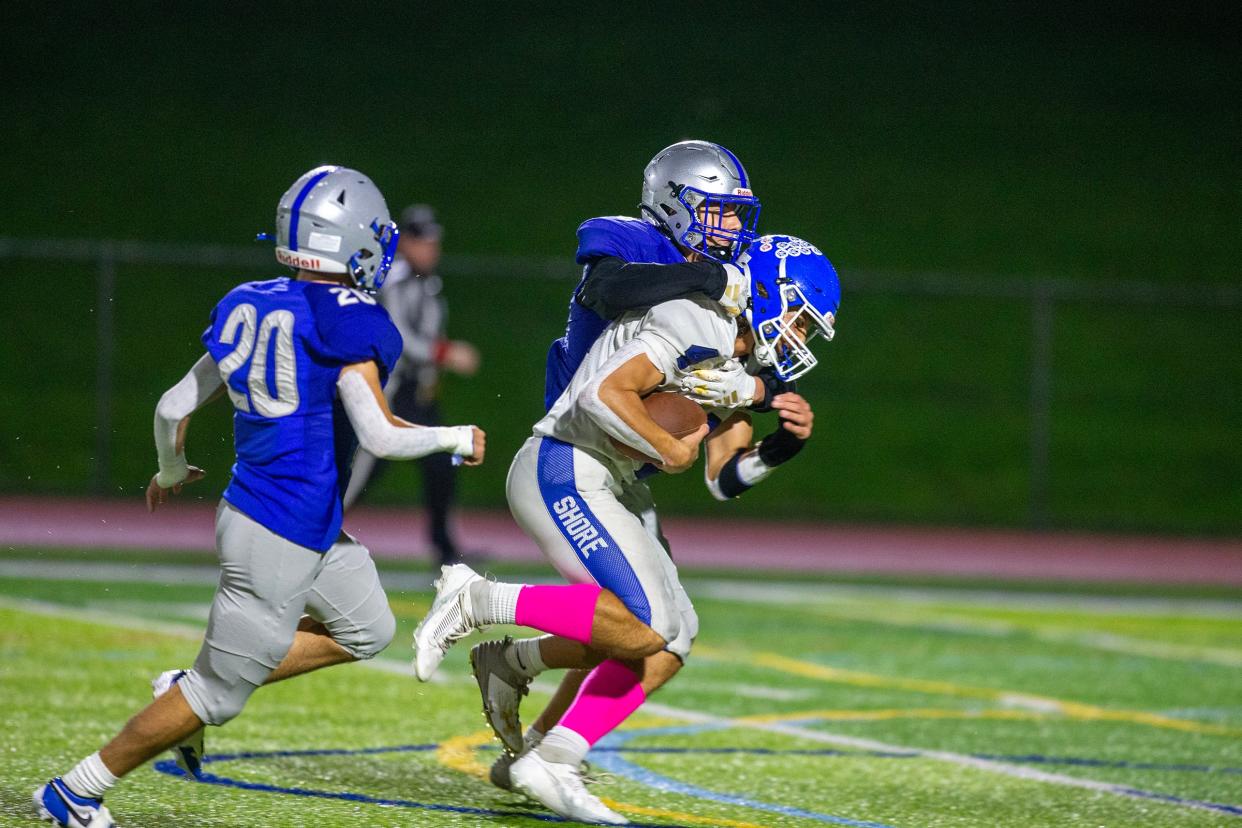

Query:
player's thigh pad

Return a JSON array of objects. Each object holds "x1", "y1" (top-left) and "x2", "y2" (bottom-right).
[
  {"x1": 302, "y1": 534, "x2": 395, "y2": 660},
  {"x1": 179, "y1": 501, "x2": 325, "y2": 726},
  {"x1": 619, "y1": 480, "x2": 698, "y2": 661},
  {"x1": 507, "y1": 436, "x2": 681, "y2": 644}
]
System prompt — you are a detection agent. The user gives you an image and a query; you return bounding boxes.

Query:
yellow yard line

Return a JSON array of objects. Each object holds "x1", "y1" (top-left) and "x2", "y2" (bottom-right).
[
  {"x1": 435, "y1": 729, "x2": 771, "y2": 828},
  {"x1": 738, "y1": 708, "x2": 1050, "y2": 725},
  {"x1": 695, "y1": 645, "x2": 1241, "y2": 737}
]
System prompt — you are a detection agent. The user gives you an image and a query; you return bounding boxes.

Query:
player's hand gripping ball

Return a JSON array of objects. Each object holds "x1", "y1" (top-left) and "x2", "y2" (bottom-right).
[{"x1": 611, "y1": 392, "x2": 708, "y2": 464}]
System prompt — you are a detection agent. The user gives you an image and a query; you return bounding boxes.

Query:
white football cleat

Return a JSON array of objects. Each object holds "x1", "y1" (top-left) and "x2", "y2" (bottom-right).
[
  {"x1": 151, "y1": 669, "x2": 205, "y2": 779},
  {"x1": 470, "y1": 637, "x2": 531, "y2": 753},
  {"x1": 33, "y1": 778, "x2": 115, "y2": 827},
  {"x1": 509, "y1": 751, "x2": 628, "y2": 825},
  {"x1": 412, "y1": 563, "x2": 484, "y2": 681}
]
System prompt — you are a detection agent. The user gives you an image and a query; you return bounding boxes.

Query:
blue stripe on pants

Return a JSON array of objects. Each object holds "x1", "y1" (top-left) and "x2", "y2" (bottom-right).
[{"x1": 536, "y1": 437, "x2": 652, "y2": 625}]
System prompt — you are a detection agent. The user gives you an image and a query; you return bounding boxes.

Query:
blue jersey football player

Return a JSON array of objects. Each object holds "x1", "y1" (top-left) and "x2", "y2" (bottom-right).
[{"x1": 34, "y1": 166, "x2": 485, "y2": 828}]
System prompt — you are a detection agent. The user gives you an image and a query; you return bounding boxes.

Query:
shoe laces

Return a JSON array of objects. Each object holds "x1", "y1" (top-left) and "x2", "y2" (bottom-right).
[{"x1": 579, "y1": 761, "x2": 618, "y2": 787}]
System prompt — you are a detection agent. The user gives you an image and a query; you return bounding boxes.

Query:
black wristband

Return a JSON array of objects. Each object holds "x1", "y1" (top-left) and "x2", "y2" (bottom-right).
[
  {"x1": 751, "y1": 368, "x2": 797, "y2": 414},
  {"x1": 757, "y1": 425, "x2": 806, "y2": 466},
  {"x1": 716, "y1": 448, "x2": 753, "y2": 498}
]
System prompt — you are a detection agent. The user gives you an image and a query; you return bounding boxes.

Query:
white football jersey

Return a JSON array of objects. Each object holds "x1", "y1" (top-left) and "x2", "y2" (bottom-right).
[{"x1": 535, "y1": 296, "x2": 738, "y2": 476}]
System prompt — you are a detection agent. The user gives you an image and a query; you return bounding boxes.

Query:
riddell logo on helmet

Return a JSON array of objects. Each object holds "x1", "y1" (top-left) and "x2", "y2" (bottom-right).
[
  {"x1": 276, "y1": 249, "x2": 323, "y2": 270},
  {"x1": 733, "y1": 187, "x2": 753, "y2": 197}
]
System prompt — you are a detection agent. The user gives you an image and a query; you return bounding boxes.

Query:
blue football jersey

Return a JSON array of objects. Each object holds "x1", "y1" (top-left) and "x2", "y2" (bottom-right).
[
  {"x1": 543, "y1": 217, "x2": 684, "y2": 410},
  {"x1": 202, "y1": 278, "x2": 402, "y2": 552}
]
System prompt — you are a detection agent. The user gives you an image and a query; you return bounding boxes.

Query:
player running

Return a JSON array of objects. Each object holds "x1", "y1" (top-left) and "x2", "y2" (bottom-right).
[
  {"x1": 484, "y1": 139, "x2": 792, "y2": 793},
  {"x1": 33, "y1": 166, "x2": 484, "y2": 828},
  {"x1": 412, "y1": 234, "x2": 840, "y2": 824}
]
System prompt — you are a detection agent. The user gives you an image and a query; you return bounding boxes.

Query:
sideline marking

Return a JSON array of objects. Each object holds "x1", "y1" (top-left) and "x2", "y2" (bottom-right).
[
  {"x1": 698, "y1": 646, "x2": 1242, "y2": 737},
  {"x1": 10, "y1": 597, "x2": 1239, "y2": 820},
  {"x1": 594, "y1": 724, "x2": 1242, "y2": 820}
]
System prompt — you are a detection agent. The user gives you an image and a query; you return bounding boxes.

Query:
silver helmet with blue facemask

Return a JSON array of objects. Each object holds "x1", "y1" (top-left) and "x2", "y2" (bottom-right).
[
  {"x1": 640, "y1": 140, "x2": 760, "y2": 264},
  {"x1": 273, "y1": 165, "x2": 399, "y2": 293},
  {"x1": 743, "y1": 235, "x2": 841, "y2": 381}
]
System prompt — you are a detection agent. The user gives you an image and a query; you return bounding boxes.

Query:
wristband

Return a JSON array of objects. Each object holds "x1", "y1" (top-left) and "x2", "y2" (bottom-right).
[{"x1": 757, "y1": 425, "x2": 806, "y2": 466}]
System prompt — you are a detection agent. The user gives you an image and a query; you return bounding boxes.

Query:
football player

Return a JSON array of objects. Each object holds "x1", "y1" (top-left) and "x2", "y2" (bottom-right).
[
  {"x1": 483, "y1": 140, "x2": 791, "y2": 793},
  {"x1": 33, "y1": 166, "x2": 485, "y2": 828},
  {"x1": 412, "y1": 234, "x2": 840, "y2": 824}
]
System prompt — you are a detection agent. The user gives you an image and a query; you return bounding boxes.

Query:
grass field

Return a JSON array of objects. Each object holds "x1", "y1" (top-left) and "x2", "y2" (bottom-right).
[{"x1": 2, "y1": 549, "x2": 1240, "y2": 827}]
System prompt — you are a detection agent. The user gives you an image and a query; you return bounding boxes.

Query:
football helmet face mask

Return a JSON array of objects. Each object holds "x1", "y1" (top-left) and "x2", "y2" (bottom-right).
[
  {"x1": 273, "y1": 165, "x2": 399, "y2": 293},
  {"x1": 640, "y1": 140, "x2": 760, "y2": 264},
  {"x1": 743, "y1": 235, "x2": 841, "y2": 381}
]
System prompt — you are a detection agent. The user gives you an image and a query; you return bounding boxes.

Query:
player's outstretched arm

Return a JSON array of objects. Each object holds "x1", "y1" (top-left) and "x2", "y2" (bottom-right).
[
  {"x1": 147, "y1": 353, "x2": 225, "y2": 512},
  {"x1": 337, "y1": 361, "x2": 485, "y2": 465},
  {"x1": 704, "y1": 392, "x2": 813, "y2": 501},
  {"x1": 580, "y1": 341, "x2": 707, "y2": 473}
]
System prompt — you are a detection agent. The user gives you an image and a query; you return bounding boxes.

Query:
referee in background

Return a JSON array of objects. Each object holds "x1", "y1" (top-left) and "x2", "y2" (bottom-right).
[{"x1": 343, "y1": 204, "x2": 481, "y2": 566}]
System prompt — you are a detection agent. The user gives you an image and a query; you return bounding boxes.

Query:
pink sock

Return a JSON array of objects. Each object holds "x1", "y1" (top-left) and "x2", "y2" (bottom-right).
[
  {"x1": 558, "y1": 659, "x2": 646, "y2": 746},
  {"x1": 514, "y1": 583, "x2": 601, "y2": 644}
]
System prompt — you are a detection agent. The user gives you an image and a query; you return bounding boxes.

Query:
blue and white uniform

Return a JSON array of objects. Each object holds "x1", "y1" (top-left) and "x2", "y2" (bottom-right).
[
  {"x1": 510, "y1": 295, "x2": 736, "y2": 660},
  {"x1": 182, "y1": 277, "x2": 402, "y2": 726}
]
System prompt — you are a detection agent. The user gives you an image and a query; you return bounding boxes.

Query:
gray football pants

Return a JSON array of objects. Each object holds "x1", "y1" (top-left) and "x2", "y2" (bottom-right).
[{"x1": 178, "y1": 501, "x2": 396, "y2": 726}]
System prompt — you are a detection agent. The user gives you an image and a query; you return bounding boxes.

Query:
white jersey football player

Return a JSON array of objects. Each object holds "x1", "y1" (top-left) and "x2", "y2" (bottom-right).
[
  {"x1": 412, "y1": 234, "x2": 839, "y2": 824},
  {"x1": 33, "y1": 166, "x2": 485, "y2": 828}
]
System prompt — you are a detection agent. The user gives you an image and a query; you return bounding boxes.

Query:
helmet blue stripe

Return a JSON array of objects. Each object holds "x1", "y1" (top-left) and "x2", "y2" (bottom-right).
[
  {"x1": 716, "y1": 143, "x2": 748, "y2": 188},
  {"x1": 287, "y1": 168, "x2": 335, "y2": 251}
]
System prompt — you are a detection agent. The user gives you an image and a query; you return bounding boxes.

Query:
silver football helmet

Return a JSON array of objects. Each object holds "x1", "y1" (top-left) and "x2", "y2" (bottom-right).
[
  {"x1": 273, "y1": 165, "x2": 399, "y2": 292},
  {"x1": 640, "y1": 140, "x2": 760, "y2": 264}
]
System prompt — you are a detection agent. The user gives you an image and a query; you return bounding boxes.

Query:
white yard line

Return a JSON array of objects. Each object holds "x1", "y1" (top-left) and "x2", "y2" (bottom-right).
[{"x1": 2, "y1": 595, "x2": 1234, "y2": 817}]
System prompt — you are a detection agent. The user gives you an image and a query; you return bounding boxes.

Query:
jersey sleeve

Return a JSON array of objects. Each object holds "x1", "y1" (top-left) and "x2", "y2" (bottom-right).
[
  {"x1": 632, "y1": 299, "x2": 734, "y2": 382},
  {"x1": 575, "y1": 217, "x2": 654, "y2": 264},
  {"x1": 315, "y1": 302, "x2": 403, "y2": 380}
]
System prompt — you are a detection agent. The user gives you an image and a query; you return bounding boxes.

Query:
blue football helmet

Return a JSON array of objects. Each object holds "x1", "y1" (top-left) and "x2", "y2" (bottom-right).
[{"x1": 743, "y1": 235, "x2": 840, "y2": 380}]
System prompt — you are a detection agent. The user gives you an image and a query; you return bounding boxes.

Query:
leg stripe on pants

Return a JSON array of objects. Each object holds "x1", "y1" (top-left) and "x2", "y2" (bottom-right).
[{"x1": 536, "y1": 437, "x2": 652, "y2": 625}]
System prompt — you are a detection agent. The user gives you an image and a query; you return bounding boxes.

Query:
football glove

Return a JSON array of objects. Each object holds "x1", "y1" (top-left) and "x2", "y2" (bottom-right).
[
  {"x1": 717, "y1": 263, "x2": 749, "y2": 318},
  {"x1": 679, "y1": 359, "x2": 756, "y2": 408}
]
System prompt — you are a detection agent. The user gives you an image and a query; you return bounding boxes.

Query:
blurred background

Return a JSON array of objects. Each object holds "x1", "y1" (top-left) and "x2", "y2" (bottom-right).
[{"x1": 1, "y1": 1, "x2": 1239, "y2": 537}]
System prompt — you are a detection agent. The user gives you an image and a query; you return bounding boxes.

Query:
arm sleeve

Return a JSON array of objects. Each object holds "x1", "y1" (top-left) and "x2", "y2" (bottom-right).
[
  {"x1": 154, "y1": 353, "x2": 224, "y2": 487},
  {"x1": 338, "y1": 371, "x2": 474, "y2": 459},
  {"x1": 577, "y1": 256, "x2": 727, "y2": 319}
]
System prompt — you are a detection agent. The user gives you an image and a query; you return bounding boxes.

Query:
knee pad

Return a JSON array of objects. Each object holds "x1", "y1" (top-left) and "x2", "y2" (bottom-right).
[
  {"x1": 334, "y1": 605, "x2": 396, "y2": 661},
  {"x1": 177, "y1": 656, "x2": 265, "y2": 726},
  {"x1": 664, "y1": 604, "x2": 699, "y2": 662}
]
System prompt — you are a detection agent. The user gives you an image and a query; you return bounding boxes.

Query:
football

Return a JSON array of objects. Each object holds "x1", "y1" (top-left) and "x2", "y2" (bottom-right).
[{"x1": 610, "y1": 391, "x2": 707, "y2": 462}]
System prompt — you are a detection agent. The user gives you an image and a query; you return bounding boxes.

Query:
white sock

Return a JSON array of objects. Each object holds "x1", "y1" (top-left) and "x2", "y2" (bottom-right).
[
  {"x1": 62, "y1": 752, "x2": 118, "y2": 799},
  {"x1": 522, "y1": 725, "x2": 545, "y2": 752},
  {"x1": 469, "y1": 580, "x2": 522, "y2": 625},
  {"x1": 538, "y1": 725, "x2": 590, "y2": 767},
  {"x1": 505, "y1": 636, "x2": 548, "y2": 679}
]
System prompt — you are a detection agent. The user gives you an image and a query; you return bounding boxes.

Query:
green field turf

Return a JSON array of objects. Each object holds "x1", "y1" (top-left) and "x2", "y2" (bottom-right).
[{"x1": 2, "y1": 550, "x2": 1240, "y2": 827}]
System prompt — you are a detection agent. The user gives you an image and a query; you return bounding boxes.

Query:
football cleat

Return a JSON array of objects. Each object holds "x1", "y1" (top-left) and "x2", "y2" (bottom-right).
[
  {"x1": 470, "y1": 637, "x2": 531, "y2": 753},
  {"x1": 33, "y1": 778, "x2": 114, "y2": 827},
  {"x1": 151, "y1": 669, "x2": 205, "y2": 780},
  {"x1": 509, "y1": 751, "x2": 628, "y2": 825},
  {"x1": 412, "y1": 563, "x2": 484, "y2": 681}
]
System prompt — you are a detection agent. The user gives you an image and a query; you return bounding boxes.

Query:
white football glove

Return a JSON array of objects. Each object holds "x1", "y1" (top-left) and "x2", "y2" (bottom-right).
[
  {"x1": 679, "y1": 359, "x2": 757, "y2": 408},
  {"x1": 717, "y1": 262, "x2": 749, "y2": 318}
]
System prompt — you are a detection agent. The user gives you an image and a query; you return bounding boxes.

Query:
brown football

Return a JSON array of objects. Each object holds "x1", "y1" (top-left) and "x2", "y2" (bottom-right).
[{"x1": 610, "y1": 391, "x2": 708, "y2": 462}]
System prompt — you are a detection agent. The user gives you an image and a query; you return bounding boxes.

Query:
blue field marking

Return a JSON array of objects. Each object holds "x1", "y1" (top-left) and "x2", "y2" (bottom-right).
[
  {"x1": 153, "y1": 747, "x2": 693, "y2": 826},
  {"x1": 593, "y1": 729, "x2": 902, "y2": 828},
  {"x1": 153, "y1": 738, "x2": 1242, "y2": 822},
  {"x1": 594, "y1": 725, "x2": 1242, "y2": 819}
]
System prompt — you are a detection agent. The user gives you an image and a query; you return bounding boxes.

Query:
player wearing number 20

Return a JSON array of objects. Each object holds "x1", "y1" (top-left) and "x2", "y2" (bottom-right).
[{"x1": 33, "y1": 166, "x2": 485, "y2": 828}]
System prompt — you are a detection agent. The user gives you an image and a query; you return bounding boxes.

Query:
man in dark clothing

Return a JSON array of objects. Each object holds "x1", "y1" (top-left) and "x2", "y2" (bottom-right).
[{"x1": 343, "y1": 204, "x2": 480, "y2": 566}]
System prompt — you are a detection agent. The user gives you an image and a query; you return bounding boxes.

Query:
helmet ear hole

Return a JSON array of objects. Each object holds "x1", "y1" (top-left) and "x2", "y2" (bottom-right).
[{"x1": 336, "y1": 190, "x2": 347, "y2": 205}]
